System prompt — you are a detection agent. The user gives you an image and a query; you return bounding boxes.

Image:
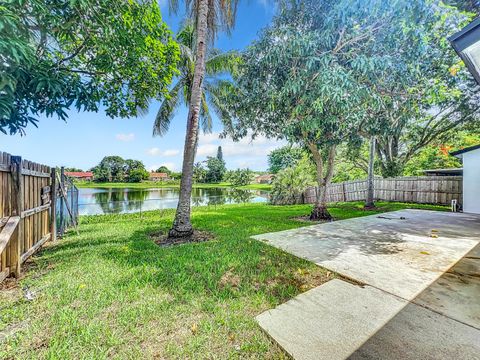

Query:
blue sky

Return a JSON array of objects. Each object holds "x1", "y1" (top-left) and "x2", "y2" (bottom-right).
[{"x1": 1, "y1": 0, "x2": 285, "y2": 172}]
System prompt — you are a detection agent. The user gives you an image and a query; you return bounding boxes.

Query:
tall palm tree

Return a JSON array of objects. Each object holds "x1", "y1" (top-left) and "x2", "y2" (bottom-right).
[
  {"x1": 153, "y1": 23, "x2": 239, "y2": 138},
  {"x1": 158, "y1": 1, "x2": 239, "y2": 238}
]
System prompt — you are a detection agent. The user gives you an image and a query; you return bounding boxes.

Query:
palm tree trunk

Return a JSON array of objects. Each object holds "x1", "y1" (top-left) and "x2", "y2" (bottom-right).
[
  {"x1": 365, "y1": 136, "x2": 376, "y2": 209},
  {"x1": 169, "y1": 0, "x2": 209, "y2": 238}
]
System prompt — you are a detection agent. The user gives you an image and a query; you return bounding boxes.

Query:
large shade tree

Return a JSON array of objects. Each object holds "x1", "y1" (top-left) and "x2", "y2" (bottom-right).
[
  {"x1": 361, "y1": 4, "x2": 479, "y2": 178},
  {"x1": 163, "y1": 0, "x2": 239, "y2": 238},
  {"x1": 1, "y1": 0, "x2": 179, "y2": 135},
  {"x1": 221, "y1": 0, "x2": 435, "y2": 219}
]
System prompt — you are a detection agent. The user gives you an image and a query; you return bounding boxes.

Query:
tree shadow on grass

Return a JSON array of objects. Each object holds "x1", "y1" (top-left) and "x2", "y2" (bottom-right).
[{"x1": 97, "y1": 222, "x2": 329, "y2": 305}]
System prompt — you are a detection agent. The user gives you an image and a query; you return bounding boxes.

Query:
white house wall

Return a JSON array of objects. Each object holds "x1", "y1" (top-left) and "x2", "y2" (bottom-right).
[{"x1": 463, "y1": 148, "x2": 480, "y2": 214}]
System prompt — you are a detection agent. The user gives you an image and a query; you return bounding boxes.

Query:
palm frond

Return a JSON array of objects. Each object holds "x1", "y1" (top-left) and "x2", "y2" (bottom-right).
[
  {"x1": 204, "y1": 79, "x2": 237, "y2": 128},
  {"x1": 153, "y1": 80, "x2": 185, "y2": 137},
  {"x1": 176, "y1": 21, "x2": 195, "y2": 49},
  {"x1": 183, "y1": 0, "x2": 240, "y2": 42},
  {"x1": 205, "y1": 50, "x2": 241, "y2": 76},
  {"x1": 200, "y1": 92, "x2": 213, "y2": 133}
]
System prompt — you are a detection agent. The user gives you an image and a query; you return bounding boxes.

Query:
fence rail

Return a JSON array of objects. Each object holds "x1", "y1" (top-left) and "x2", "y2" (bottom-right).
[
  {"x1": 304, "y1": 176, "x2": 463, "y2": 206},
  {"x1": 0, "y1": 152, "x2": 53, "y2": 282}
]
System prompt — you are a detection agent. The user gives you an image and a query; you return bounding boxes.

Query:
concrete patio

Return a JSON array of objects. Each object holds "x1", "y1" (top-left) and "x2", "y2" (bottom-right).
[{"x1": 253, "y1": 210, "x2": 480, "y2": 360}]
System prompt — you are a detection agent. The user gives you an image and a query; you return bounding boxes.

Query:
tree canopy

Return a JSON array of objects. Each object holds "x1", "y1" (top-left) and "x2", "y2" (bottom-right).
[
  {"x1": 268, "y1": 146, "x2": 305, "y2": 174},
  {"x1": 220, "y1": 0, "x2": 476, "y2": 217},
  {"x1": 155, "y1": 166, "x2": 172, "y2": 174},
  {"x1": 205, "y1": 156, "x2": 226, "y2": 183},
  {"x1": 1, "y1": 0, "x2": 179, "y2": 135},
  {"x1": 92, "y1": 156, "x2": 148, "y2": 183},
  {"x1": 152, "y1": 22, "x2": 239, "y2": 137}
]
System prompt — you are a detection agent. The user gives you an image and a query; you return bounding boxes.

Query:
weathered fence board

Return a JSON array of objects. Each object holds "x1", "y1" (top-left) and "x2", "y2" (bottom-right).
[
  {"x1": 0, "y1": 151, "x2": 53, "y2": 281},
  {"x1": 304, "y1": 176, "x2": 463, "y2": 206}
]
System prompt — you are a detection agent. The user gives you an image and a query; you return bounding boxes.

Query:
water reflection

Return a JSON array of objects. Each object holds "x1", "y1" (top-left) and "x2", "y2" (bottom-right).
[{"x1": 79, "y1": 187, "x2": 268, "y2": 215}]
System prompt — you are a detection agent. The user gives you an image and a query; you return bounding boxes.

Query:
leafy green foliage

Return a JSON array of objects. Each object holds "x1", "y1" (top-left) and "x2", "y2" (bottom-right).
[
  {"x1": 216, "y1": 146, "x2": 224, "y2": 162},
  {"x1": 153, "y1": 22, "x2": 240, "y2": 137},
  {"x1": 193, "y1": 162, "x2": 207, "y2": 183},
  {"x1": 204, "y1": 156, "x2": 226, "y2": 183},
  {"x1": 220, "y1": 0, "x2": 440, "y2": 216},
  {"x1": 92, "y1": 156, "x2": 148, "y2": 183},
  {"x1": 225, "y1": 168, "x2": 253, "y2": 186},
  {"x1": 403, "y1": 131, "x2": 480, "y2": 175},
  {"x1": 1, "y1": 0, "x2": 179, "y2": 135},
  {"x1": 270, "y1": 157, "x2": 315, "y2": 205},
  {"x1": 268, "y1": 146, "x2": 306, "y2": 174},
  {"x1": 332, "y1": 144, "x2": 371, "y2": 182},
  {"x1": 155, "y1": 165, "x2": 172, "y2": 174},
  {"x1": 64, "y1": 167, "x2": 84, "y2": 173},
  {"x1": 124, "y1": 159, "x2": 149, "y2": 183},
  {"x1": 365, "y1": 5, "x2": 478, "y2": 177}
]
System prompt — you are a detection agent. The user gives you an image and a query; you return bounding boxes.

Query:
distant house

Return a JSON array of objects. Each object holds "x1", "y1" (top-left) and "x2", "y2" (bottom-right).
[
  {"x1": 149, "y1": 172, "x2": 171, "y2": 182},
  {"x1": 65, "y1": 171, "x2": 93, "y2": 181},
  {"x1": 254, "y1": 174, "x2": 274, "y2": 184},
  {"x1": 451, "y1": 144, "x2": 480, "y2": 214}
]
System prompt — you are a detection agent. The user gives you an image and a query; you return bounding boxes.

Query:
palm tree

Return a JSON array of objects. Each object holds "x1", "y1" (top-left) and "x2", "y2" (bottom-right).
[
  {"x1": 153, "y1": 23, "x2": 239, "y2": 138},
  {"x1": 156, "y1": 1, "x2": 239, "y2": 238}
]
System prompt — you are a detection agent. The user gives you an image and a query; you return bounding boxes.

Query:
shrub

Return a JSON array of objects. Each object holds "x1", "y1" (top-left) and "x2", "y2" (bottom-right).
[
  {"x1": 269, "y1": 157, "x2": 315, "y2": 205},
  {"x1": 227, "y1": 168, "x2": 253, "y2": 186}
]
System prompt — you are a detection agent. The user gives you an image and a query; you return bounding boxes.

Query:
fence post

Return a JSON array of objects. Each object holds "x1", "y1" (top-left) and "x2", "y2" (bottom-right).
[
  {"x1": 59, "y1": 166, "x2": 65, "y2": 236},
  {"x1": 50, "y1": 168, "x2": 57, "y2": 242},
  {"x1": 11, "y1": 156, "x2": 23, "y2": 277},
  {"x1": 70, "y1": 180, "x2": 75, "y2": 226}
]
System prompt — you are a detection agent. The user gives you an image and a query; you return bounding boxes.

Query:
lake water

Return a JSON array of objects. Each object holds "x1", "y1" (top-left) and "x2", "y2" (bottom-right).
[{"x1": 78, "y1": 187, "x2": 269, "y2": 215}]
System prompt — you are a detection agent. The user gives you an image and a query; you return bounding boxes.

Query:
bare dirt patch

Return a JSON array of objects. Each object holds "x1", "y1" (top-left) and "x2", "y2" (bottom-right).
[
  {"x1": 150, "y1": 230, "x2": 215, "y2": 247},
  {"x1": 219, "y1": 268, "x2": 241, "y2": 290}
]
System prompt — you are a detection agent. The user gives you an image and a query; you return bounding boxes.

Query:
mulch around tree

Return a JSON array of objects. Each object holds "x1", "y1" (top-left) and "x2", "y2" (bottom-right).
[
  {"x1": 150, "y1": 230, "x2": 215, "y2": 247},
  {"x1": 291, "y1": 216, "x2": 333, "y2": 223}
]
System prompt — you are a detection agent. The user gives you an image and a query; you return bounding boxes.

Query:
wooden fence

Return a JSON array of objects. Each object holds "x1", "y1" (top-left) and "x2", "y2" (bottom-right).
[
  {"x1": 304, "y1": 176, "x2": 463, "y2": 206},
  {"x1": 0, "y1": 152, "x2": 56, "y2": 282}
]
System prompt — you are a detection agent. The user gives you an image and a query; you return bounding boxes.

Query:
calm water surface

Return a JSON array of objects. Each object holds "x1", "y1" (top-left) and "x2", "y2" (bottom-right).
[{"x1": 78, "y1": 187, "x2": 269, "y2": 215}]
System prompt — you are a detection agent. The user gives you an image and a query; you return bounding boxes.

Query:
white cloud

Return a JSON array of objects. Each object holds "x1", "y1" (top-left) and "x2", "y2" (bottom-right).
[
  {"x1": 148, "y1": 162, "x2": 177, "y2": 172},
  {"x1": 198, "y1": 132, "x2": 221, "y2": 145},
  {"x1": 196, "y1": 144, "x2": 218, "y2": 156},
  {"x1": 115, "y1": 133, "x2": 135, "y2": 142},
  {"x1": 196, "y1": 132, "x2": 286, "y2": 170},
  {"x1": 146, "y1": 148, "x2": 180, "y2": 157}
]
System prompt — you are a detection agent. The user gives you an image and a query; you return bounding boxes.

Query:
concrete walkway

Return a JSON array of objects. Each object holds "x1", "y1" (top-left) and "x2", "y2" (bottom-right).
[{"x1": 254, "y1": 210, "x2": 480, "y2": 359}]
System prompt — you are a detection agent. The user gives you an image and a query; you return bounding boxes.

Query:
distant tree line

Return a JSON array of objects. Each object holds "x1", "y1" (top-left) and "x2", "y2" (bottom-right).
[
  {"x1": 191, "y1": 146, "x2": 254, "y2": 186},
  {"x1": 91, "y1": 156, "x2": 150, "y2": 183}
]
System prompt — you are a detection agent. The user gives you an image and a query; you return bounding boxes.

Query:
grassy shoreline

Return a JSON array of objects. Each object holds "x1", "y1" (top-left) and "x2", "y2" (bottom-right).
[
  {"x1": 1, "y1": 202, "x2": 447, "y2": 358},
  {"x1": 74, "y1": 181, "x2": 272, "y2": 191}
]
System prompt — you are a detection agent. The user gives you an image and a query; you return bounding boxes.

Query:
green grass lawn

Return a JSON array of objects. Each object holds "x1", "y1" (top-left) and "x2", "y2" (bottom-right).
[
  {"x1": 0, "y1": 202, "x2": 447, "y2": 359},
  {"x1": 75, "y1": 181, "x2": 272, "y2": 191}
]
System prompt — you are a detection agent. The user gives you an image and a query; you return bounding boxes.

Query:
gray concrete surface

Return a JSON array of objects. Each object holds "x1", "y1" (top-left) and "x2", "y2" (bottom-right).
[
  {"x1": 412, "y1": 243, "x2": 480, "y2": 329},
  {"x1": 253, "y1": 210, "x2": 480, "y2": 300},
  {"x1": 256, "y1": 280, "x2": 408, "y2": 360},
  {"x1": 257, "y1": 279, "x2": 480, "y2": 360},
  {"x1": 349, "y1": 302, "x2": 480, "y2": 360},
  {"x1": 254, "y1": 210, "x2": 480, "y2": 360}
]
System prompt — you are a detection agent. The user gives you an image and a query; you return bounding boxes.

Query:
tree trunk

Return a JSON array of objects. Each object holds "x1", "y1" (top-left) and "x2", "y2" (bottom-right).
[
  {"x1": 307, "y1": 143, "x2": 336, "y2": 221},
  {"x1": 364, "y1": 136, "x2": 376, "y2": 209},
  {"x1": 376, "y1": 135, "x2": 404, "y2": 178},
  {"x1": 168, "y1": 0, "x2": 209, "y2": 238}
]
